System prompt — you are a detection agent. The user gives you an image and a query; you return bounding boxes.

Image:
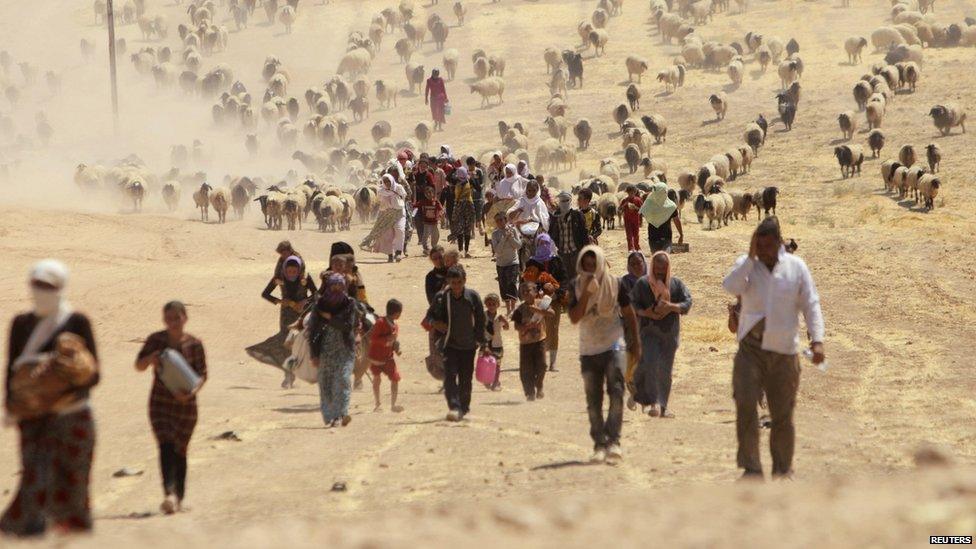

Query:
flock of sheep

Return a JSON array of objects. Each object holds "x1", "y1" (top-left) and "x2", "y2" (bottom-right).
[{"x1": 54, "y1": 0, "x2": 974, "y2": 230}]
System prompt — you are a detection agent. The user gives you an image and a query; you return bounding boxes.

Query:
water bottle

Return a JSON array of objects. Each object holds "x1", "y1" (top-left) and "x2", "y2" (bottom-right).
[{"x1": 802, "y1": 349, "x2": 829, "y2": 372}]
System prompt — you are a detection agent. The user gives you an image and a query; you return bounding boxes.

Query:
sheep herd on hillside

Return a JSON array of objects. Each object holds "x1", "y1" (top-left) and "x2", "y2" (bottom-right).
[{"x1": 5, "y1": 0, "x2": 971, "y2": 227}]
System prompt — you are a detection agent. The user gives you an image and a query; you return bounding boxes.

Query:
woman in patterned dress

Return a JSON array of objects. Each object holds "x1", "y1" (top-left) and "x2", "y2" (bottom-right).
[
  {"x1": 309, "y1": 274, "x2": 361, "y2": 427},
  {"x1": 2, "y1": 260, "x2": 99, "y2": 537},
  {"x1": 135, "y1": 301, "x2": 207, "y2": 515}
]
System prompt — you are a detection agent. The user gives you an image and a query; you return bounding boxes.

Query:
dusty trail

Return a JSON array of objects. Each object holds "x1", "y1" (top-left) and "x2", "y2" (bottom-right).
[{"x1": 1, "y1": 0, "x2": 975, "y2": 545}]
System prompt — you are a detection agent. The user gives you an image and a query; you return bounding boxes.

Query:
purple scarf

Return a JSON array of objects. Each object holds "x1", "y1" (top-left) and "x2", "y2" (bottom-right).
[{"x1": 532, "y1": 233, "x2": 557, "y2": 262}]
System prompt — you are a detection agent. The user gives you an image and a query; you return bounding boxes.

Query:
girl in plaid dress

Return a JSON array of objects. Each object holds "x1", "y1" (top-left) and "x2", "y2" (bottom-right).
[{"x1": 136, "y1": 301, "x2": 207, "y2": 515}]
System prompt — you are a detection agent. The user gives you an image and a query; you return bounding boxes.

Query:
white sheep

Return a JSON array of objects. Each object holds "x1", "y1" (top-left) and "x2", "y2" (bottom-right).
[
  {"x1": 625, "y1": 55, "x2": 649, "y2": 83},
  {"x1": 470, "y1": 77, "x2": 505, "y2": 107},
  {"x1": 443, "y1": 49, "x2": 459, "y2": 80},
  {"x1": 727, "y1": 59, "x2": 744, "y2": 86},
  {"x1": 589, "y1": 29, "x2": 609, "y2": 56},
  {"x1": 337, "y1": 48, "x2": 372, "y2": 77},
  {"x1": 866, "y1": 102, "x2": 885, "y2": 129},
  {"x1": 845, "y1": 36, "x2": 868, "y2": 64}
]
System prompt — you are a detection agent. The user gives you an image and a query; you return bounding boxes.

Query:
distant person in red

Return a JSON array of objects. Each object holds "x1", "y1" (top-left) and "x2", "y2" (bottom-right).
[
  {"x1": 621, "y1": 185, "x2": 644, "y2": 252},
  {"x1": 425, "y1": 69, "x2": 449, "y2": 131}
]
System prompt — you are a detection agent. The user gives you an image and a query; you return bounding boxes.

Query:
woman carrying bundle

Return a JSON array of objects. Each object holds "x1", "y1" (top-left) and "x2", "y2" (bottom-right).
[
  {"x1": 2, "y1": 260, "x2": 99, "y2": 537},
  {"x1": 309, "y1": 274, "x2": 363, "y2": 427}
]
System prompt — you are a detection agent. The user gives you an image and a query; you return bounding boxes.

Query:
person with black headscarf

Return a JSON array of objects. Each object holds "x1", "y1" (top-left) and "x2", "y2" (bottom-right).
[
  {"x1": 246, "y1": 256, "x2": 316, "y2": 386},
  {"x1": 309, "y1": 274, "x2": 362, "y2": 427}
]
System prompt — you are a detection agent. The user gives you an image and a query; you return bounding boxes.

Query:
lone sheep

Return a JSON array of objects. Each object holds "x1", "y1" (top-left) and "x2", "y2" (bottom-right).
[
  {"x1": 470, "y1": 77, "x2": 505, "y2": 107},
  {"x1": 929, "y1": 103, "x2": 966, "y2": 135}
]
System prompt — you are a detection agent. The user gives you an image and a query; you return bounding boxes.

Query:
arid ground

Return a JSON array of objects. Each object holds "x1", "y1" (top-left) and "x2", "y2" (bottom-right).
[{"x1": 1, "y1": 0, "x2": 974, "y2": 546}]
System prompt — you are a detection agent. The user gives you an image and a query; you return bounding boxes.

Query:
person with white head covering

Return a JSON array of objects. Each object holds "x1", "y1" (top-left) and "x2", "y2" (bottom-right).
[
  {"x1": 567, "y1": 246, "x2": 640, "y2": 464},
  {"x1": 630, "y1": 251, "x2": 693, "y2": 418},
  {"x1": 360, "y1": 174, "x2": 408, "y2": 262},
  {"x1": 485, "y1": 163, "x2": 524, "y2": 231},
  {"x1": 2, "y1": 260, "x2": 99, "y2": 536},
  {"x1": 506, "y1": 179, "x2": 550, "y2": 262}
]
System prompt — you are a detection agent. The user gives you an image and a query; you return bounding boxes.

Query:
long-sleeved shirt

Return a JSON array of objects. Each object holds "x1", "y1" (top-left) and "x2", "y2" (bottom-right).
[
  {"x1": 379, "y1": 183, "x2": 406, "y2": 210},
  {"x1": 491, "y1": 226, "x2": 522, "y2": 266},
  {"x1": 261, "y1": 275, "x2": 317, "y2": 306},
  {"x1": 429, "y1": 288, "x2": 486, "y2": 351},
  {"x1": 722, "y1": 247, "x2": 825, "y2": 355}
]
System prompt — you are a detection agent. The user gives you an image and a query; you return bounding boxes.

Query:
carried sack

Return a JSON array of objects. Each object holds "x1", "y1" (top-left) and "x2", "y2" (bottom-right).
[
  {"x1": 727, "y1": 297, "x2": 741, "y2": 334},
  {"x1": 8, "y1": 333, "x2": 97, "y2": 419},
  {"x1": 159, "y1": 348, "x2": 203, "y2": 397},
  {"x1": 444, "y1": 102, "x2": 453, "y2": 116}
]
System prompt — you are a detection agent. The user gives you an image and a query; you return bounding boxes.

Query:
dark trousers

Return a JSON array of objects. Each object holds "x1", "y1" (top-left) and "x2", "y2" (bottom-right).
[
  {"x1": 159, "y1": 442, "x2": 188, "y2": 501},
  {"x1": 581, "y1": 350, "x2": 625, "y2": 449},
  {"x1": 444, "y1": 347, "x2": 476, "y2": 414},
  {"x1": 519, "y1": 341, "x2": 547, "y2": 397},
  {"x1": 732, "y1": 325, "x2": 801, "y2": 477},
  {"x1": 560, "y1": 251, "x2": 579, "y2": 282}
]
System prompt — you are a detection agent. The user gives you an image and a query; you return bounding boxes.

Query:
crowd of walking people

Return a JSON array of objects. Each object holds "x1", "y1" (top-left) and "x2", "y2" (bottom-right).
[{"x1": 1, "y1": 146, "x2": 826, "y2": 538}]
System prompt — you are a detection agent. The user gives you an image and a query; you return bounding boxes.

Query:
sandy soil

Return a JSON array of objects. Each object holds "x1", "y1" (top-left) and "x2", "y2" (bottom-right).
[{"x1": 1, "y1": 0, "x2": 975, "y2": 546}]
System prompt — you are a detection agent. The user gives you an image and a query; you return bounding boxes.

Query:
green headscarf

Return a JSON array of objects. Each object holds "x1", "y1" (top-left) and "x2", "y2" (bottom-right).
[{"x1": 639, "y1": 182, "x2": 677, "y2": 228}]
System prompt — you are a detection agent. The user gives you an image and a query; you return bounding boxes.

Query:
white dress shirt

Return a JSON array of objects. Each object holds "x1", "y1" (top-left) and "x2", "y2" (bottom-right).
[{"x1": 722, "y1": 247, "x2": 825, "y2": 355}]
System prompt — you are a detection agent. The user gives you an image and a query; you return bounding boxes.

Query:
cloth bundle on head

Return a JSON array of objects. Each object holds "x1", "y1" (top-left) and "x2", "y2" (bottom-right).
[
  {"x1": 532, "y1": 233, "x2": 558, "y2": 262},
  {"x1": 575, "y1": 245, "x2": 618, "y2": 317},
  {"x1": 639, "y1": 182, "x2": 677, "y2": 228},
  {"x1": 649, "y1": 251, "x2": 672, "y2": 302},
  {"x1": 556, "y1": 191, "x2": 573, "y2": 214}
]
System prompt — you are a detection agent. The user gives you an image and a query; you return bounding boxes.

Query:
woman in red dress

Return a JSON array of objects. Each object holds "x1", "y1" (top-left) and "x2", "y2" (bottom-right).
[{"x1": 425, "y1": 69, "x2": 449, "y2": 131}]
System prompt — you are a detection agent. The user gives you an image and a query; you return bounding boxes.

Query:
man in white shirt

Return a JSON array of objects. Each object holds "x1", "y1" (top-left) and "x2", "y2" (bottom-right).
[{"x1": 722, "y1": 217, "x2": 825, "y2": 480}]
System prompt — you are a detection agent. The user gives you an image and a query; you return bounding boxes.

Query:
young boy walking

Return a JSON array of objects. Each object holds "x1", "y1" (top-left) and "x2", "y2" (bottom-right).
[
  {"x1": 512, "y1": 282, "x2": 554, "y2": 401},
  {"x1": 577, "y1": 189, "x2": 603, "y2": 246},
  {"x1": 491, "y1": 211, "x2": 522, "y2": 315},
  {"x1": 414, "y1": 187, "x2": 444, "y2": 255},
  {"x1": 621, "y1": 186, "x2": 644, "y2": 252},
  {"x1": 483, "y1": 293, "x2": 509, "y2": 391},
  {"x1": 369, "y1": 299, "x2": 404, "y2": 412}
]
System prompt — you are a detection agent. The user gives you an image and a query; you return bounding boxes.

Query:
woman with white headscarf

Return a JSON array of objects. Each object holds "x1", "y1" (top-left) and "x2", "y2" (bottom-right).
[
  {"x1": 486, "y1": 163, "x2": 524, "y2": 227},
  {"x1": 567, "y1": 246, "x2": 640, "y2": 464},
  {"x1": 360, "y1": 174, "x2": 407, "y2": 262},
  {"x1": 2, "y1": 260, "x2": 99, "y2": 537}
]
